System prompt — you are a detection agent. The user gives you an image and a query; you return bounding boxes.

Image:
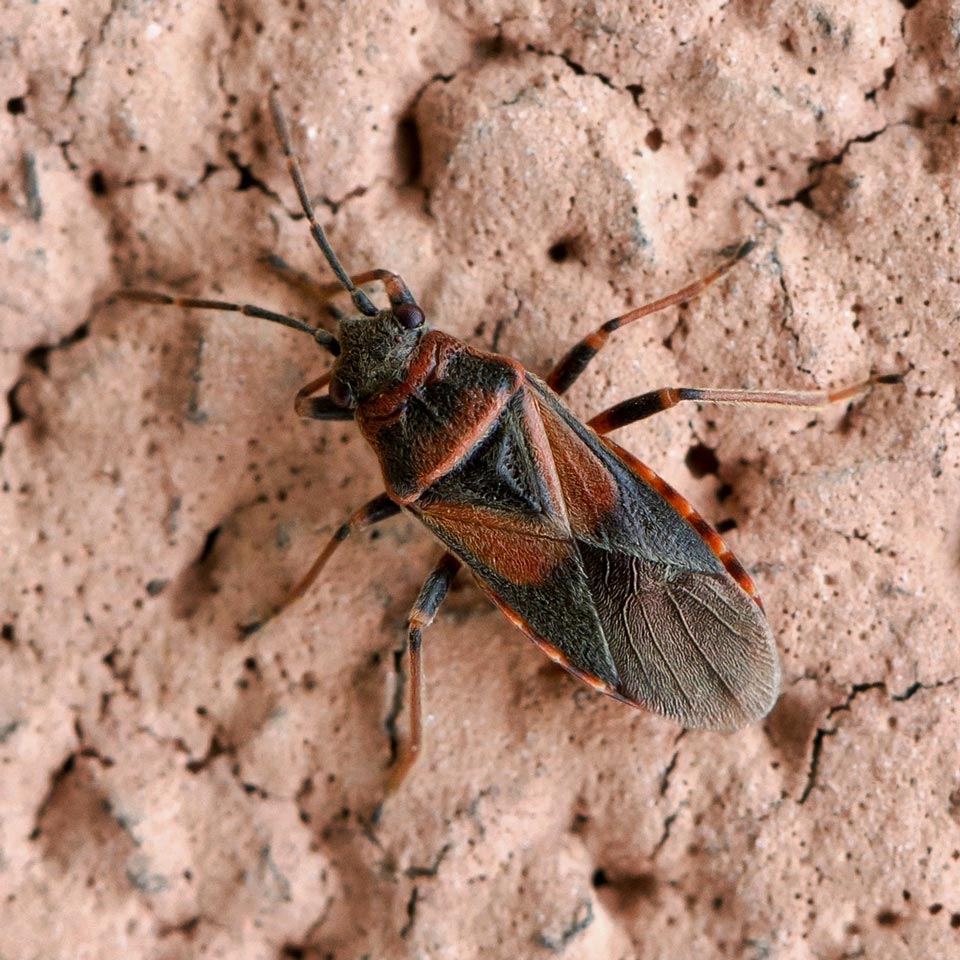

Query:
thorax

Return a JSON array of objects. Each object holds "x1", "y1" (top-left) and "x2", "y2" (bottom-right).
[{"x1": 355, "y1": 330, "x2": 524, "y2": 503}]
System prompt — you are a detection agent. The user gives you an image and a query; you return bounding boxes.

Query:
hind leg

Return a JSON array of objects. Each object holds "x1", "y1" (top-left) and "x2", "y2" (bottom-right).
[{"x1": 386, "y1": 552, "x2": 462, "y2": 793}]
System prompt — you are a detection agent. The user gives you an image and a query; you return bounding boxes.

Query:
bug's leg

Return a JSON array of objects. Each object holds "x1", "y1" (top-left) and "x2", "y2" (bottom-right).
[
  {"x1": 547, "y1": 240, "x2": 754, "y2": 395},
  {"x1": 341, "y1": 269, "x2": 417, "y2": 309},
  {"x1": 264, "y1": 255, "x2": 418, "y2": 314},
  {"x1": 291, "y1": 371, "x2": 354, "y2": 421},
  {"x1": 290, "y1": 268, "x2": 418, "y2": 310},
  {"x1": 586, "y1": 374, "x2": 904, "y2": 433},
  {"x1": 276, "y1": 493, "x2": 402, "y2": 615},
  {"x1": 386, "y1": 552, "x2": 462, "y2": 794}
]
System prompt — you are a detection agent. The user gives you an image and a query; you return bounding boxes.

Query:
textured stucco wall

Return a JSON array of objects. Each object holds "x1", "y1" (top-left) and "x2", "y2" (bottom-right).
[{"x1": 2, "y1": 2, "x2": 959, "y2": 958}]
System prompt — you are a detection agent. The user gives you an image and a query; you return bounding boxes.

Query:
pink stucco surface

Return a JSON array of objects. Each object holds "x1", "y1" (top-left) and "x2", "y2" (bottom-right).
[{"x1": 2, "y1": 2, "x2": 958, "y2": 957}]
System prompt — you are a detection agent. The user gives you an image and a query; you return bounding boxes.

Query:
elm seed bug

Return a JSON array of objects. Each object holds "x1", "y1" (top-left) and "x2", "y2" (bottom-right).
[{"x1": 119, "y1": 94, "x2": 901, "y2": 790}]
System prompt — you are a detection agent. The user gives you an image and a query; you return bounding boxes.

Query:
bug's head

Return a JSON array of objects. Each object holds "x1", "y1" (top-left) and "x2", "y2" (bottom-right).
[
  {"x1": 267, "y1": 93, "x2": 430, "y2": 406},
  {"x1": 328, "y1": 301, "x2": 427, "y2": 407}
]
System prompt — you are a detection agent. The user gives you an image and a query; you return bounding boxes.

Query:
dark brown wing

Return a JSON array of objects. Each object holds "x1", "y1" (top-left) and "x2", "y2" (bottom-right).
[
  {"x1": 574, "y1": 545, "x2": 779, "y2": 727},
  {"x1": 408, "y1": 372, "x2": 779, "y2": 730}
]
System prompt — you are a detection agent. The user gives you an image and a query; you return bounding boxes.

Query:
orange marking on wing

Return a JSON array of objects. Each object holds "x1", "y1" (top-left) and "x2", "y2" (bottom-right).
[
  {"x1": 418, "y1": 500, "x2": 573, "y2": 584},
  {"x1": 721, "y1": 555, "x2": 761, "y2": 604},
  {"x1": 697, "y1": 525, "x2": 722, "y2": 549},
  {"x1": 530, "y1": 388, "x2": 619, "y2": 536},
  {"x1": 660, "y1": 485, "x2": 695, "y2": 518},
  {"x1": 599, "y1": 435, "x2": 764, "y2": 609},
  {"x1": 686, "y1": 515, "x2": 726, "y2": 556},
  {"x1": 515, "y1": 387, "x2": 573, "y2": 526},
  {"x1": 628, "y1": 462, "x2": 695, "y2": 517}
]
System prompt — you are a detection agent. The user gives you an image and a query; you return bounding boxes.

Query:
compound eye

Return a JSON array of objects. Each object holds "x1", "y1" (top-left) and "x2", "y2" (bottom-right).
[
  {"x1": 328, "y1": 376, "x2": 354, "y2": 409},
  {"x1": 393, "y1": 302, "x2": 425, "y2": 330}
]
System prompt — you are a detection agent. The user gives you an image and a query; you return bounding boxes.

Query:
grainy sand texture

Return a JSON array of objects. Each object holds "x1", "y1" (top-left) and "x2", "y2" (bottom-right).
[{"x1": 2, "y1": 2, "x2": 959, "y2": 958}]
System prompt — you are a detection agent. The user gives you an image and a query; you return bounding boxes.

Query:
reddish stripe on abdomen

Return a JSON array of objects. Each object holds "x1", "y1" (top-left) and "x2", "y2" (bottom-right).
[{"x1": 599, "y1": 436, "x2": 764, "y2": 608}]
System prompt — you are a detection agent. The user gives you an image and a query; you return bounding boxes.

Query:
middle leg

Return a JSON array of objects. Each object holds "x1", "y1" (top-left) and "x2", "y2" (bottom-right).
[{"x1": 293, "y1": 371, "x2": 356, "y2": 421}]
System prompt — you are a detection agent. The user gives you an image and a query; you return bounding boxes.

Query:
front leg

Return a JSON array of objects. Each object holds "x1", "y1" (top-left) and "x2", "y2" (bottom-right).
[
  {"x1": 294, "y1": 371, "x2": 354, "y2": 421},
  {"x1": 276, "y1": 493, "x2": 401, "y2": 616}
]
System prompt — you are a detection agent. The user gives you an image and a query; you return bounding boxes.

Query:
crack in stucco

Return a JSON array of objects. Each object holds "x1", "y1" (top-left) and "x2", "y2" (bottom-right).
[
  {"x1": 522, "y1": 42, "x2": 655, "y2": 129},
  {"x1": 658, "y1": 731, "x2": 686, "y2": 798},
  {"x1": 65, "y1": 0, "x2": 123, "y2": 105},
  {"x1": 829, "y1": 524, "x2": 895, "y2": 558},
  {"x1": 652, "y1": 803, "x2": 685, "y2": 857},
  {"x1": 383, "y1": 640, "x2": 407, "y2": 773},
  {"x1": 798, "y1": 676, "x2": 959, "y2": 804},
  {"x1": 534, "y1": 897, "x2": 594, "y2": 953},
  {"x1": 1, "y1": 316, "x2": 92, "y2": 459},
  {"x1": 891, "y1": 676, "x2": 960, "y2": 702},
  {"x1": 659, "y1": 749, "x2": 680, "y2": 797},
  {"x1": 404, "y1": 842, "x2": 452, "y2": 879},
  {"x1": 774, "y1": 121, "x2": 910, "y2": 211},
  {"x1": 399, "y1": 884, "x2": 420, "y2": 939}
]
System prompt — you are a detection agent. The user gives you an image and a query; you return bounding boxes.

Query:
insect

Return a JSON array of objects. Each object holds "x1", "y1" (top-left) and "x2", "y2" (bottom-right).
[{"x1": 120, "y1": 93, "x2": 900, "y2": 790}]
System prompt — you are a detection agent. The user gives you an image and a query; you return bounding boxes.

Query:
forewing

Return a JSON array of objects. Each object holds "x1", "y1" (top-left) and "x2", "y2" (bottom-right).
[
  {"x1": 530, "y1": 377, "x2": 781, "y2": 729},
  {"x1": 578, "y1": 545, "x2": 779, "y2": 728},
  {"x1": 412, "y1": 389, "x2": 622, "y2": 689}
]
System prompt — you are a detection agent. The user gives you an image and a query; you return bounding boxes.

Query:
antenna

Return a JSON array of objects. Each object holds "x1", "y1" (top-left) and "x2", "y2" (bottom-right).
[
  {"x1": 115, "y1": 290, "x2": 340, "y2": 354},
  {"x1": 269, "y1": 91, "x2": 378, "y2": 318}
]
